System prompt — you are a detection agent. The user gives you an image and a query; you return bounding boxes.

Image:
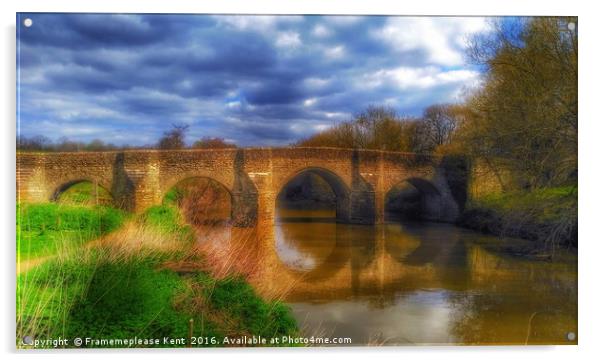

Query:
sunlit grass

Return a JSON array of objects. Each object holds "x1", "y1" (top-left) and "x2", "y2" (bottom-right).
[
  {"x1": 17, "y1": 201, "x2": 300, "y2": 348},
  {"x1": 56, "y1": 181, "x2": 114, "y2": 206},
  {"x1": 17, "y1": 203, "x2": 127, "y2": 261}
]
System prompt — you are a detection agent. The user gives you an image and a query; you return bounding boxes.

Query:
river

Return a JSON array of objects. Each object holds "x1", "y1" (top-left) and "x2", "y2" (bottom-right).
[{"x1": 268, "y1": 208, "x2": 577, "y2": 346}]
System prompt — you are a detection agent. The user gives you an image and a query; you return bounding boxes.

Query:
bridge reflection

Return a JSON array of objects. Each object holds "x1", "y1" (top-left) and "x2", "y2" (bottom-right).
[
  {"x1": 193, "y1": 216, "x2": 577, "y2": 345},
  {"x1": 250, "y1": 216, "x2": 474, "y2": 303}
]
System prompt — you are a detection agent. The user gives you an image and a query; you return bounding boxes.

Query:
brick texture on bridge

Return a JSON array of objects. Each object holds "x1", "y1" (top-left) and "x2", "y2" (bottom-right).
[{"x1": 16, "y1": 147, "x2": 463, "y2": 225}]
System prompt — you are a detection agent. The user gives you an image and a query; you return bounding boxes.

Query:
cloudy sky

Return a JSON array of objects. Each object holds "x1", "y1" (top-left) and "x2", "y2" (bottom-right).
[{"x1": 17, "y1": 14, "x2": 491, "y2": 146}]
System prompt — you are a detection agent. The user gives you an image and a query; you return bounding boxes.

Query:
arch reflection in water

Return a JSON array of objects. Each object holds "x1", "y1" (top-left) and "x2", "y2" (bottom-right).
[
  {"x1": 273, "y1": 210, "x2": 434, "y2": 298},
  {"x1": 269, "y1": 217, "x2": 577, "y2": 345}
]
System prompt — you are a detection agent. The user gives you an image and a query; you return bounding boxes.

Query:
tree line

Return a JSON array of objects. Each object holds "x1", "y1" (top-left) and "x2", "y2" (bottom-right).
[
  {"x1": 296, "y1": 103, "x2": 461, "y2": 154},
  {"x1": 17, "y1": 128, "x2": 235, "y2": 152},
  {"x1": 299, "y1": 17, "x2": 577, "y2": 190}
]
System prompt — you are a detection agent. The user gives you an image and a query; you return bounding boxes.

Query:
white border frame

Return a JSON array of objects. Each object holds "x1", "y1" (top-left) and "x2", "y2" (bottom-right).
[{"x1": 2, "y1": 1, "x2": 599, "y2": 361}]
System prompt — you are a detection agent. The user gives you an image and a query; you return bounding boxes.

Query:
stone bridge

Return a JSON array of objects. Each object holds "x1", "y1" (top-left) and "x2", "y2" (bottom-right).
[{"x1": 16, "y1": 147, "x2": 466, "y2": 225}]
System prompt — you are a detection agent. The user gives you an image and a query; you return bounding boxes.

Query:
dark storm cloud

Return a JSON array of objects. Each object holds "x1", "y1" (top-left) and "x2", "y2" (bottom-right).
[
  {"x1": 18, "y1": 13, "x2": 203, "y2": 49},
  {"x1": 17, "y1": 13, "x2": 490, "y2": 146},
  {"x1": 245, "y1": 79, "x2": 306, "y2": 105}
]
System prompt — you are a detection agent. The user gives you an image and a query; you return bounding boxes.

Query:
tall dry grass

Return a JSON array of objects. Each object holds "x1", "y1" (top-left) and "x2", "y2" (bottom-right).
[{"x1": 17, "y1": 209, "x2": 200, "y2": 347}]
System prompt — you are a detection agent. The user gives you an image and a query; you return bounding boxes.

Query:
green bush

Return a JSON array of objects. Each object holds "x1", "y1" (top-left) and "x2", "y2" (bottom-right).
[
  {"x1": 66, "y1": 256, "x2": 191, "y2": 342},
  {"x1": 199, "y1": 275, "x2": 298, "y2": 338},
  {"x1": 459, "y1": 187, "x2": 577, "y2": 248},
  {"x1": 163, "y1": 188, "x2": 183, "y2": 205}
]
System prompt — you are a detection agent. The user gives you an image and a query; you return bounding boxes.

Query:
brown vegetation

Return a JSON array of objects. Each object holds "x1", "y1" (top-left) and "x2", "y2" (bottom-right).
[
  {"x1": 457, "y1": 17, "x2": 577, "y2": 190},
  {"x1": 168, "y1": 178, "x2": 232, "y2": 226},
  {"x1": 297, "y1": 104, "x2": 462, "y2": 155}
]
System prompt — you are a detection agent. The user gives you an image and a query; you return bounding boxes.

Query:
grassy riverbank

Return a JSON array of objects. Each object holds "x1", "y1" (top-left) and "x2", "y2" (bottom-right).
[
  {"x1": 17, "y1": 203, "x2": 127, "y2": 261},
  {"x1": 458, "y1": 187, "x2": 577, "y2": 255},
  {"x1": 17, "y1": 202, "x2": 299, "y2": 348}
]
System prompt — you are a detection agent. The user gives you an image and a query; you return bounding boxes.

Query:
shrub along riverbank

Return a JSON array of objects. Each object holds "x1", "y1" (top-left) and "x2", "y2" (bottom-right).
[
  {"x1": 457, "y1": 187, "x2": 577, "y2": 256},
  {"x1": 17, "y1": 203, "x2": 299, "y2": 348}
]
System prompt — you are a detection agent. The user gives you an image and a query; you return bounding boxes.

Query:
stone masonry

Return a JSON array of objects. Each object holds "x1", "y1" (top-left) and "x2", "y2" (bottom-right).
[{"x1": 16, "y1": 147, "x2": 464, "y2": 226}]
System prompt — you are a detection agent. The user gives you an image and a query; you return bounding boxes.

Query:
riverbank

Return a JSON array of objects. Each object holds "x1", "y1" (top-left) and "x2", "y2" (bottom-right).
[
  {"x1": 17, "y1": 203, "x2": 127, "y2": 261},
  {"x1": 457, "y1": 187, "x2": 577, "y2": 257},
  {"x1": 17, "y1": 202, "x2": 299, "y2": 348}
]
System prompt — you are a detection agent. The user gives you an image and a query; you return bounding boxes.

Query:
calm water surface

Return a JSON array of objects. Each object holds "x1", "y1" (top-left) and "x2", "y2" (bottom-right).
[{"x1": 271, "y1": 209, "x2": 577, "y2": 346}]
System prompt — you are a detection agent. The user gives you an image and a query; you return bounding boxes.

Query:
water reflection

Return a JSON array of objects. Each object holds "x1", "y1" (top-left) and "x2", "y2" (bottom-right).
[
  {"x1": 275, "y1": 209, "x2": 340, "y2": 273},
  {"x1": 268, "y1": 208, "x2": 577, "y2": 345}
]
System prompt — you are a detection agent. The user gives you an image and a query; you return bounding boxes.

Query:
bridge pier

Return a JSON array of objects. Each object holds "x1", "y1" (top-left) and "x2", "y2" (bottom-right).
[
  {"x1": 349, "y1": 190, "x2": 376, "y2": 224},
  {"x1": 374, "y1": 190, "x2": 386, "y2": 224},
  {"x1": 231, "y1": 191, "x2": 258, "y2": 227},
  {"x1": 256, "y1": 191, "x2": 277, "y2": 227}
]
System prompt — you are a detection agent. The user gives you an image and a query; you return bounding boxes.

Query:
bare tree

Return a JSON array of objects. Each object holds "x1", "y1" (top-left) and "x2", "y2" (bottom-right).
[
  {"x1": 461, "y1": 17, "x2": 577, "y2": 188},
  {"x1": 421, "y1": 104, "x2": 459, "y2": 149},
  {"x1": 17, "y1": 135, "x2": 53, "y2": 151},
  {"x1": 158, "y1": 124, "x2": 189, "y2": 150}
]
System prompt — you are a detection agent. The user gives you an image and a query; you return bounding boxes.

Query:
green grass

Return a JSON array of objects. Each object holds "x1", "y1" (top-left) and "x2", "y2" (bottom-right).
[
  {"x1": 471, "y1": 187, "x2": 577, "y2": 223},
  {"x1": 459, "y1": 186, "x2": 577, "y2": 250},
  {"x1": 17, "y1": 203, "x2": 127, "y2": 260},
  {"x1": 17, "y1": 250, "x2": 191, "y2": 344},
  {"x1": 192, "y1": 273, "x2": 299, "y2": 340},
  {"x1": 56, "y1": 181, "x2": 113, "y2": 206},
  {"x1": 63, "y1": 254, "x2": 193, "y2": 342},
  {"x1": 138, "y1": 205, "x2": 195, "y2": 243},
  {"x1": 18, "y1": 249, "x2": 299, "y2": 348},
  {"x1": 17, "y1": 202, "x2": 300, "y2": 348}
]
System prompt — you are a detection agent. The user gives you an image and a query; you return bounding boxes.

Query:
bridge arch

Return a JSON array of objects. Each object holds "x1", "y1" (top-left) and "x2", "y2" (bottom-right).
[
  {"x1": 163, "y1": 176, "x2": 234, "y2": 226},
  {"x1": 51, "y1": 178, "x2": 115, "y2": 205},
  {"x1": 162, "y1": 172, "x2": 235, "y2": 197},
  {"x1": 163, "y1": 176, "x2": 233, "y2": 198},
  {"x1": 385, "y1": 177, "x2": 443, "y2": 221},
  {"x1": 276, "y1": 167, "x2": 352, "y2": 223},
  {"x1": 163, "y1": 173, "x2": 258, "y2": 227}
]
